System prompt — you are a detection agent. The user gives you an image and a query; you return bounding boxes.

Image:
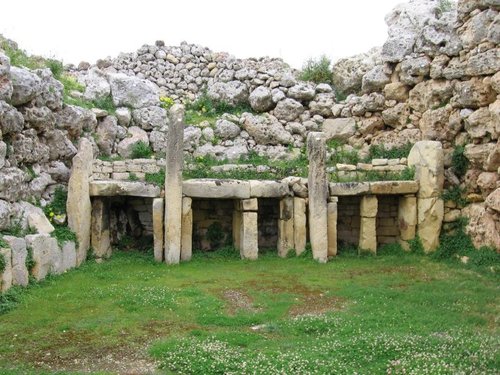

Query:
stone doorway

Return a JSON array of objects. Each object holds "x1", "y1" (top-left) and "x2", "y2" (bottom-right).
[
  {"x1": 191, "y1": 198, "x2": 234, "y2": 251},
  {"x1": 257, "y1": 198, "x2": 280, "y2": 252},
  {"x1": 337, "y1": 196, "x2": 361, "y2": 249}
]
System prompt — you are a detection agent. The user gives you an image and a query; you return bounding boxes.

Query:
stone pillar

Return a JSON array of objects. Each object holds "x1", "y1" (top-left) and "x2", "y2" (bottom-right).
[
  {"x1": 232, "y1": 203, "x2": 241, "y2": 251},
  {"x1": 3, "y1": 236, "x2": 28, "y2": 287},
  {"x1": 164, "y1": 104, "x2": 185, "y2": 264},
  {"x1": 293, "y1": 197, "x2": 307, "y2": 255},
  {"x1": 152, "y1": 198, "x2": 164, "y2": 262},
  {"x1": 91, "y1": 198, "x2": 111, "y2": 259},
  {"x1": 307, "y1": 132, "x2": 328, "y2": 263},
  {"x1": 408, "y1": 141, "x2": 444, "y2": 252},
  {"x1": 359, "y1": 195, "x2": 378, "y2": 253},
  {"x1": 181, "y1": 197, "x2": 193, "y2": 262},
  {"x1": 278, "y1": 197, "x2": 294, "y2": 257},
  {"x1": 67, "y1": 138, "x2": 93, "y2": 266},
  {"x1": 327, "y1": 198, "x2": 338, "y2": 257},
  {"x1": 0, "y1": 246, "x2": 12, "y2": 292},
  {"x1": 398, "y1": 195, "x2": 417, "y2": 250},
  {"x1": 237, "y1": 198, "x2": 258, "y2": 260}
]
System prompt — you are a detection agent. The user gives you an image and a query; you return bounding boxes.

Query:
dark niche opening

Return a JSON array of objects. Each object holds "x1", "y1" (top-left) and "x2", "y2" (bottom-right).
[{"x1": 257, "y1": 198, "x2": 280, "y2": 252}]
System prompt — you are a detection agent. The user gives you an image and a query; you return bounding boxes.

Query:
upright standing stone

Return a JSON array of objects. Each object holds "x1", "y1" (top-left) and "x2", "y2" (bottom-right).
[
  {"x1": 152, "y1": 198, "x2": 164, "y2": 262},
  {"x1": 3, "y1": 236, "x2": 28, "y2": 287},
  {"x1": 408, "y1": 141, "x2": 444, "y2": 252},
  {"x1": 0, "y1": 246, "x2": 12, "y2": 292},
  {"x1": 237, "y1": 198, "x2": 259, "y2": 260},
  {"x1": 359, "y1": 195, "x2": 378, "y2": 253},
  {"x1": 307, "y1": 132, "x2": 328, "y2": 262},
  {"x1": 25, "y1": 234, "x2": 58, "y2": 281},
  {"x1": 67, "y1": 138, "x2": 93, "y2": 265},
  {"x1": 164, "y1": 104, "x2": 184, "y2": 264},
  {"x1": 181, "y1": 197, "x2": 193, "y2": 262},
  {"x1": 327, "y1": 199, "x2": 338, "y2": 257},
  {"x1": 233, "y1": 202, "x2": 241, "y2": 251},
  {"x1": 278, "y1": 197, "x2": 294, "y2": 257},
  {"x1": 293, "y1": 197, "x2": 307, "y2": 255},
  {"x1": 91, "y1": 197, "x2": 111, "y2": 259},
  {"x1": 61, "y1": 241, "x2": 77, "y2": 272},
  {"x1": 398, "y1": 195, "x2": 417, "y2": 249}
]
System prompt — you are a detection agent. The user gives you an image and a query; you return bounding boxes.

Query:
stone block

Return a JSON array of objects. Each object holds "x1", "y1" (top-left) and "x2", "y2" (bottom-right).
[
  {"x1": 327, "y1": 202, "x2": 338, "y2": 257},
  {"x1": 153, "y1": 198, "x2": 164, "y2": 262},
  {"x1": 329, "y1": 182, "x2": 369, "y2": 196},
  {"x1": 359, "y1": 217, "x2": 377, "y2": 253},
  {"x1": 369, "y1": 181, "x2": 419, "y2": 195},
  {"x1": 408, "y1": 141, "x2": 444, "y2": 198},
  {"x1": 240, "y1": 212, "x2": 258, "y2": 260},
  {"x1": 238, "y1": 198, "x2": 258, "y2": 212},
  {"x1": 61, "y1": 241, "x2": 77, "y2": 272},
  {"x1": 28, "y1": 209, "x2": 54, "y2": 234},
  {"x1": 111, "y1": 172, "x2": 130, "y2": 180},
  {"x1": 25, "y1": 234, "x2": 59, "y2": 281},
  {"x1": 360, "y1": 196, "x2": 378, "y2": 218},
  {"x1": 293, "y1": 197, "x2": 307, "y2": 255},
  {"x1": 182, "y1": 179, "x2": 251, "y2": 199},
  {"x1": 181, "y1": 197, "x2": 193, "y2": 262},
  {"x1": 91, "y1": 198, "x2": 111, "y2": 259},
  {"x1": 0, "y1": 247, "x2": 12, "y2": 292},
  {"x1": 417, "y1": 197, "x2": 444, "y2": 252},
  {"x1": 249, "y1": 180, "x2": 290, "y2": 198},
  {"x1": 90, "y1": 181, "x2": 161, "y2": 197},
  {"x1": 3, "y1": 236, "x2": 28, "y2": 287},
  {"x1": 372, "y1": 158, "x2": 388, "y2": 166}
]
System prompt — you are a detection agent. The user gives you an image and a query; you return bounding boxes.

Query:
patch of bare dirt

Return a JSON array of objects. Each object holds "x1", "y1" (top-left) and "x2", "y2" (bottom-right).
[{"x1": 220, "y1": 288, "x2": 261, "y2": 315}]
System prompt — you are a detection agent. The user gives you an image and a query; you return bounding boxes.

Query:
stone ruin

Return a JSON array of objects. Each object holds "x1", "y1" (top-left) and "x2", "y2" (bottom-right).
[{"x1": 1, "y1": 0, "x2": 499, "y2": 290}]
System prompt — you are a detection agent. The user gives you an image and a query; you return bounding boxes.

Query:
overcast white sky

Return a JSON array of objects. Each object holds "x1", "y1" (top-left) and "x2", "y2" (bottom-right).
[{"x1": 1, "y1": 0, "x2": 403, "y2": 69}]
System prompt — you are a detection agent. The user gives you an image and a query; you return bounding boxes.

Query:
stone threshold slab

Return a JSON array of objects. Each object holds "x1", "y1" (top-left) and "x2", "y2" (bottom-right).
[
  {"x1": 182, "y1": 179, "x2": 291, "y2": 199},
  {"x1": 329, "y1": 181, "x2": 418, "y2": 196},
  {"x1": 89, "y1": 181, "x2": 161, "y2": 197}
]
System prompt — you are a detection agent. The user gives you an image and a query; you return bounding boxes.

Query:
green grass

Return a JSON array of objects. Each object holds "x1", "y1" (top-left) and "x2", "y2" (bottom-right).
[
  {"x1": 130, "y1": 141, "x2": 153, "y2": 159},
  {"x1": 365, "y1": 142, "x2": 413, "y2": 161},
  {"x1": 0, "y1": 248, "x2": 498, "y2": 374},
  {"x1": 299, "y1": 55, "x2": 333, "y2": 85}
]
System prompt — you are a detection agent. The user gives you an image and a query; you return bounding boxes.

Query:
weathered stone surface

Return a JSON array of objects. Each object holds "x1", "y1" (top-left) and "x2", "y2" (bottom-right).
[
  {"x1": 9, "y1": 66, "x2": 41, "y2": 106},
  {"x1": 294, "y1": 197, "x2": 307, "y2": 255},
  {"x1": 309, "y1": 93, "x2": 335, "y2": 117},
  {"x1": 273, "y1": 98, "x2": 304, "y2": 122},
  {"x1": 91, "y1": 198, "x2": 111, "y2": 259},
  {"x1": 322, "y1": 118, "x2": 356, "y2": 141},
  {"x1": 82, "y1": 67, "x2": 110, "y2": 101},
  {"x1": 109, "y1": 73, "x2": 160, "y2": 108},
  {"x1": 477, "y1": 172, "x2": 498, "y2": 198},
  {"x1": 153, "y1": 198, "x2": 164, "y2": 262},
  {"x1": 408, "y1": 80, "x2": 453, "y2": 113},
  {"x1": 408, "y1": 141, "x2": 444, "y2": 198},
  {"x1": 362, "y1": 64, "x2": 391, "y2": 92},
  {"x1": 0, "y1": 52, "x2": 13, "y2": 101},
  {"x1": 382, "y1": 103, "x2": 410, "y2": 128},
  {"x1": 384, "y1": 82, "x2": 410, "y2": 102},
  {"x1": 485, "y1": 188, "x2": 500, "y2": 213},
  {"x1": 0, "y1": 168, "x2": 28, "y2": 202},
  {"x1": 95, "y1": 116, "x2": 119, "y2": 156},
  {"x1": 0, "y1": 247, "x2": 12, "y2": 292},
  {"x1": 249, "y1": 86, "x2": 274, "y2": 112},
  {"x1": 241, "y1": 113, "x2": 293, "y2": 145},
  {"x1": 463, "y1": 203, "x2": 500, "y2": 251},
  {"x1": 132, "y1": 106, "x2": 168, "y2": 130},
  {"x1": 164, "y1": 104, "x2": 184, "y2": 265},
  {"x1": 465, "y1": 143, "x2": 496, "y2": 169},
  {"x1": 359, "y1": 217, "x2": 377, "y2": 253},
  {"x1": 25, "y1": 234, "x2": 58, "y2": 281},
  {"x1": 398, "y1": 196, "x2": 417, "y2": 241},
  {"x1": 332, "y1": 47, "x2": 381, "y2": 94},
  {"x1": 117, "y1": 126, "x2": 149, "y2": 158},
  {"x1": 237, "y1": 198, "x2": 258, "y2": 212},
  {"x1": 249, "y1": 180, "x2": 290, "y2": 198},
  {"x1": 183, "y1": 179, "x2": 250, "y2": 199},
  {"x1": 2, "y1": 235, "x2": 28, "y2": 287},
  {"x1": 369, "y1": 181, "x2": 419, "y2": 195},
  {"x1": 60, "y1": 241, "x2": 77, "y2": 272},
  {"x1": 400, "y1": 56, "x2": 431, "y2": 85},
  {"x1": 89, "y1": 181, "x2": 161, "y2": 197},
  {"x1": 180, "y1": 197, "x2": 192, "y2": 262},
  {"x1": 67, "y1": 139, "x2": 93, "y2": 265},
  {"x1": 417, "y1": 197, "x2": 444, "y2": 252},
  {"x1": 452, "y1": 77, "x2": 496, "y2": 109},
  {"x1": 288, "y1": 82, "x2": 316, "y2": 102},
  {"x1": 56, "y1": 105, "x2": 97, "y2": 139},
  {"x1": 115, "y1": 107, "x2": 132, "y2": 127},
  {"x1": 327, "y1": 201, "x2": 338, "y2": 257},
  {"x1": 240, "y1": 212, "x2": 258, "y2": 260},
  {"x1": 207, "y1": 81, "x2": 248, "y2": 106},
  {"x1": 28, "y1": 209, "x2": 55, "y2": 234},
  {"x1": 278, "y1": 197, "x2": 294, "y2": 258},
  {"x1": 0, "y1": 101, "x2": 24, "y2": 135},
  {"x1": 360, "y1": 196, "x2": 378, "y2": 218},
  {"x1": 214, "y1": 119, "x2": 241, "y2": 140},
  {"x1": 307, "y1": 132, "x2": 328, "y2": 263},
  {"x1": 330, "y1": 182, "x2": 369, "y2": 196}
]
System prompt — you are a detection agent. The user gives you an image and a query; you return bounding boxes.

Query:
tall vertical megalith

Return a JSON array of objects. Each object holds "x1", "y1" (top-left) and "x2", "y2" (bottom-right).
[
  {"x1": 67, "y1": 138, "x2": 93, "y2": 265},
  {"x1": 307, "y1": 132, "x2": 328, "y2": 263},
  {"x1": 164, "y1": 104, "x2": 185, "y2": 264}
]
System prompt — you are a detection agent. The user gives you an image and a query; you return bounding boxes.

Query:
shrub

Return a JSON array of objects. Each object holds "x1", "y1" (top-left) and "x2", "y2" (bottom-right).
[
  {"x1": 451, "y1": 145, "x2": 468, "y2": 178},
  {"x1": 0, "y1": 251, "x2": 5, "y2": 274},
  {"x1": 25, "y1": 246, "x2": 35, "y2": 273},
  {"x1": 432, "y1": 217, "x2": 473, "y2": 260},
  {"x1": 44, "y1": 186, "x2": 68, "y2": 216},
  {"x1": 145, "y1": 169, "x2": 166, "y2": 187},
  {"x1": 51, "y1": 226, "x2": 78, "y2": 247},
  {"x1": 46, "y1": 59, "x2": 64, "y2": 79},
  {"x1": 365, "y1": 142, "x2": 413, "y2": 161},
  {"x1": 299, "y1": 55, "x2": 333, "y2": 85},
  {"x1": 467, "y1": 247, "x2": 500, "y2": 268},
  {"x1": 442, "y1": 185, "x2": 467, "y2": 207},
  {"x1": 91, "y1": 95, "x2": 116, "y2": 114},
  {"x1": 408, "y1": 235, "x2": 425, "y2": 255},
  {"x1": 130, "y1": 141, "x2": 153, "y2": 159}
]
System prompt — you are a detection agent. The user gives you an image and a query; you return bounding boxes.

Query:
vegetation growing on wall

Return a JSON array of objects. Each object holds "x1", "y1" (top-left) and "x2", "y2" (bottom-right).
[
  {"x1": 365, "y1": 142, "x2": 413, "y2": 161},
  {"x1": 130, "y1": 141, "x2": 154, "y2": 159},
  {"x1": 299, "y1": 55, "x2": 333, "y2": 85},
  {"x1": 451, "y1": 145, "x2": 469, "y2": 178}
]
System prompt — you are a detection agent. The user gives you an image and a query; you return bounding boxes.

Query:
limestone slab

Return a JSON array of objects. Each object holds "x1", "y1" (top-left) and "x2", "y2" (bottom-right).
[
  {"x1": 61, "y1": 241, "x2": 77, "y2": 272},
  {"x1": 360, "y1": 196, "x2": 378, "y2": 218},
  {"x1": 89, "y1": 181, "x2": 161, "y2": 197},
  {"x1": 417, "y1": 197, "x2": 444, "y2": 252},
  {"x1": 359, "y1": 217, "x2": 377, "y2": 253},
  {"x1": 0, "y1": 247, "x2": 12, "y2": 292},
  {"x1": 25, "y1": 234, "x2": 58, "y2": 281},
  {"x1": 368, "y1": 181, "x2": 419, "y2": 195},
  {"x1": 91, "y1": 198, "x2": 111, "y2": 259},
  {"x1": 327, "y1": 202, "x2": 338, "y2": 257},
  {"x1": 249, "y1": 180, "x2": 290, "y2": 198},
  {"x1": 240, "y1": 212, "x2": 258, "y2": 260},
  {"x1": 238, "y1": 198, "x2": 258, "y2": 212},
  {"x1": 408, "y1": 141, "x2": 444, "y2": 198},
  {"x1": 329, "y1": 182, "x2": 369, "y2": 196},
  {"x1": 152, "y1": 198, "x2": 164, "y2": 262},
  {"x1": 3, "y1": 235, "x2": 28, "y2": 287},
  {"x1": 182, "y1": 179, "x2": 251, "y2": 199},
  {"x1": 293, "y1": 197, "x2": 307, "y2": 255},
  {"x1": 181, "y1": 197, "x2": 193, "y2": 262}
]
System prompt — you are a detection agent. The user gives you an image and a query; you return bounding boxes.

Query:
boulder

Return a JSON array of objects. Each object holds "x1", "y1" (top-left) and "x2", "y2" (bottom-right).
[
  {"x1": 10, "y1": 130, "x2": 50, "y2": 165},
  {"x1": 249, "y1": 86, "x2": 274, "y2": 112},
  {"x1": 132, "y1": 106, "x2": 168, "y2": 130},
  {"x1": 27, "y1": 209, "x2": 54, "y2": 234},
  {"x1": 382, "y1": 103, "x2": 410, "y2": 128},
  {"x1": 287, "y1": 82, "x2": 316, "y2": 102},
  {"x1": 273, "y1": 98, "x2": 304, "y2": 122},
  {"x1": 44, "y1": 129, "x2": 78, "y2": 161},
  {"x1": 0, "y1": 247, "x2": 12, "y2": 292},
  {"x1": 117, "y1": 126, "x2": 149, "y2": 158},
  {"x1": 95, "y1": 116, "x2": 119, "y2": 156},
  {"x1": 0, "y1": 200, "x2": 11, "y2": 231},
  {"x1": 463, "y1": 203, "x2": 500, "y2": 251},
  {"x1": 23, "y1": 105, "x2": 56, "y2": 133},
  {"x1": 56, "y1": 105, "x2": 97, "y2": 139},
  {"x1": 207, "y1": 80, "x2": 248, "y2": 106},
  {"x1": 465, "y1": 107, "x2": 497, "y2": 139},
  {"x1": 34, "y1": 68, "x2": 64, "y2": 111},
  {"x1": 214, "y1": 119, "x2": 241, "y2": 140},
  {"x1": 115, "y1": 107, "x2": 132, "y2": 127},
  {"x1": 25, "y1": 234, "x2": 59, "y2": 281},
  {"x1": 309, "y1": 93, "x2": 335, "y2": 117},
  {"x1": 400, "y1": 56, "x2": 431, "y2": 85},
  {"x1": 361, "y1": 64, "x2": 391, "y2": 92},
  {"x1": 477, "y1": 172, "x2": 499, "y2": 198},
  {"x1": 83, "y1": 67, "x2": 111, "y2": 101},
  {"x1": 408, "y1": 79, "x2": 453, "y2": 112},
  {"x1": 2, "y1": 235, "x2": 28, "y2": 287},
  {"x1": 452, "y1": 77, "x2": 496, "y2": 109},
  {"x1": 241, "y1": 113, "x2": 293, "y2": 145},
  {"x1": 0, "y1": 52, "x2": 13, "y2": 101},
  {"x1": 460, "y1": 9, "x2": 497, "y2": 50},
  {"x1": 322, "y1": 118, "x2": 356, "y2": 141},
  {"x1": 9, "y1": 66, "x2": 41, "y2": 106},
  {"x1": 465, "y1": 143, "x2": 496, "y2": 169},
  {"x1": 408, "y1": 140, "x2": 444, "y2": 199},
  {"x1": 485, "y1": 188, "x2": 500, "y2": 213},
  {"x1": 384, "y1": 82, "x2": 410, "y2": 101},
  {"x1": 419, "y1": 106, "x2": 462, "y2": 141},
  {"x1": 109, "y1": 73, "x2": 160, "y2": 109},
  {"x1": 0, "y1": 100, "x2": 24, "y2": 135}
]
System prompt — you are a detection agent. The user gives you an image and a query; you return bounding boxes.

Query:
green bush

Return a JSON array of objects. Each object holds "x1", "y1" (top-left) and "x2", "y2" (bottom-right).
[
  {"x1": 451, "y1": 145, "x2": 468, "y2": 178},
  {"x1": 1, "y1": 41, "x2": 45, "y2": 70},
  {"x1": 25, "y1": 246, "x2": 35, "y2": 273},
  {"x1": 299, "y1": 55, "x2": 333, "y2": 85},
  {"x1": 365, "y1": 142, "x2": 413, "y2": 161},
  {"x1": 145, "y1": 168, "x2": 166, "y2": 187},
  {"x1": 44, "y1": 186, "x2": 68, "y2": 217},
  {"x1": 45, "y1": 59, "x2": 64, "y2": 79},
  {"x1": 0, "y1": 251, "x2": 5, "y2": 274},
  {"x1": 130, "y1": 141, "x2": 153, "y2": 159},
  {"x1": 91, "y1": 95, "x2": 116, "y2": 114},
  {"x1": 442, "y1": 185, "x2": 468, "y2": 207},
  {"x1": 432, "y1": 218, "x2": 473, "y2": 260},
  {"x1": 51, "y1": 226, "x2": 78, "y2": 247},
  {"x1": 467, "y1": 247, "x2": 500, "y2": 268}
]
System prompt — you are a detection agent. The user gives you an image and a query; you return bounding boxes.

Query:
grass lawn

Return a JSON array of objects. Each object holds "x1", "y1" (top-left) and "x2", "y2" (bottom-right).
[{"x1": 0, "y1": 249, "x2": 498, "y2": 374}]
